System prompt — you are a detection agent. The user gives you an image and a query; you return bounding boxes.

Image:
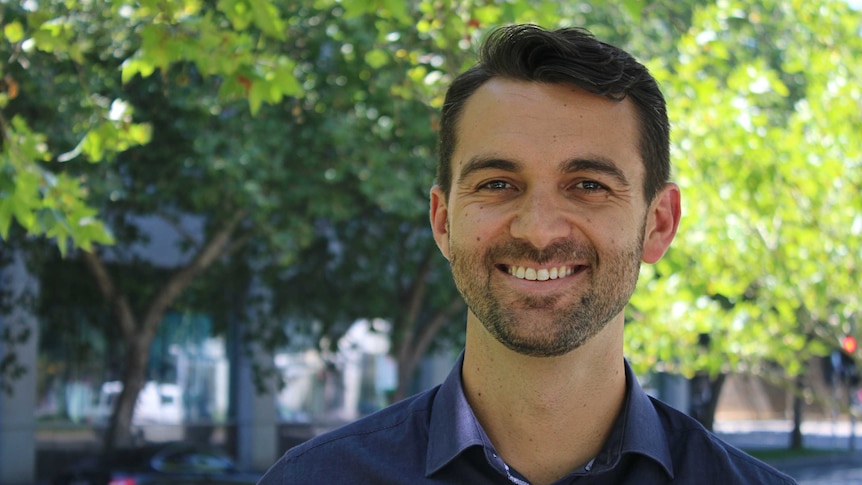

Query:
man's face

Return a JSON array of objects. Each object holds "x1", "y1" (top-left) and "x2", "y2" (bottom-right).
[{"x1": 430, "y1": 79, "x2": 676, "y2": 357}]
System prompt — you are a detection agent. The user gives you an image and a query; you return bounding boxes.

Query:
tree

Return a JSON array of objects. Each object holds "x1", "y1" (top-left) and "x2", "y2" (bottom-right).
[
  {"x1": 626, "y1": 0, "x2": 862, "y2": 441},
  {"x1": 9, "y1": 0, "x2": 860, "y2": 454},
  {"x1": 9, "y1": 0, "x2": 564, "y2": 448},
  {"x1": 0, "y1": 0, "x2": 302, "y2": 254},
  {"x1": 1, "y1": 0, "x2": 357, "y2": 450},
  {"x1": 263, "y1": 0, "x2": 657, "y2": 403},
  {"x1": 273, "y1": 208, "x2": 465, "y2": 402},
  {"x1": 0, "y1": 1, "x2": 660, "y2": 447}
]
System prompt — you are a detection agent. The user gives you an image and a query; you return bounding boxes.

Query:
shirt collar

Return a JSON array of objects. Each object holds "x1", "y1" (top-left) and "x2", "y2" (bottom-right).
[
  {"x1": 426, "y1": 352, "x2": 675, "y2": 479},
  {"x1": 588, "y1": 360, "x2": 675, "y2": 479},
  {"x1": 426, "y1": 352, "x2": 486, "y2": 476}
]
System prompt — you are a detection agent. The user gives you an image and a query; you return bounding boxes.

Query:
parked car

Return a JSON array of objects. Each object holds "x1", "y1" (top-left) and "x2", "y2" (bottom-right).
[
  {"x1": 87, "y1": 381, "x2": 187, "y2": 443},
  {"x1": 52, "y1": 441, "x2": 260, "y2": 485},
  {"x1": 88, "y1": 381, "x2": 185, "y2": 426}
]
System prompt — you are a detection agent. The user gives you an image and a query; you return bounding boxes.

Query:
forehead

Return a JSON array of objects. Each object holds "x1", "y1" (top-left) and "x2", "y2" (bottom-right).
[{"x1": 453, "y1": 79, "x2": 643, "y2": 184}]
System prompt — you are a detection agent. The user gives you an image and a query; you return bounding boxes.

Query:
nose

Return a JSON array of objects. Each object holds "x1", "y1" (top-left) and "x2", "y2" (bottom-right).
[{"x1": 509, "y1": 189, "x2": 572, "y2": 249}]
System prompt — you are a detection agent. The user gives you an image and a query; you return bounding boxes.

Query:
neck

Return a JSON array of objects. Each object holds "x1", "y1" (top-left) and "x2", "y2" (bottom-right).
[{"x1": 462, "y1": 314, "x2": 627, "y2": 485}]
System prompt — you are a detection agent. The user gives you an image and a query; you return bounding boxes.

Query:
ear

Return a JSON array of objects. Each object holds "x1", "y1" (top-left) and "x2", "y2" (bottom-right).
[
  {"x1": 642, "y1": 183, "x2": 681, "y2": 264},
  {"x1": 429, "y1": 185, "x2": 451, "y2": 261}
]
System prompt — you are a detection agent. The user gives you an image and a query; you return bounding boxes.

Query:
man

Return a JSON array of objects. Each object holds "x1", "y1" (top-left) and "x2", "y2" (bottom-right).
[{"x1": 258, "y1": 24, "x2": 796, "y2": 485}]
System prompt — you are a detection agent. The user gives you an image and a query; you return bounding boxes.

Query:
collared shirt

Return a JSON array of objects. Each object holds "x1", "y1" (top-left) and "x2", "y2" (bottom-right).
[{"x1": 258, "y1": 353, "x2": 797, "y2": 484}]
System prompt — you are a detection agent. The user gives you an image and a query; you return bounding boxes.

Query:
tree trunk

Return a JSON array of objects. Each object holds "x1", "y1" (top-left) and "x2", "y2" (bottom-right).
[
  {"x1": 81, "y1": 251, "x2": 140, "y2": 451},
  {"x1": 105, "y1": 338, "x2": 150, "y2": 449},
  {"x1": 790, "y1": 373, "x2": 805, "y2": 450},
  {"x1": 392, "y1": 296, "x2": 465, "y2": 402},
  {"x1": 693, "y1": 374, "x2": 727, "y2": 431},
  {"x1": 82, "y1": 211, "x2": 246, "y2": 451}
]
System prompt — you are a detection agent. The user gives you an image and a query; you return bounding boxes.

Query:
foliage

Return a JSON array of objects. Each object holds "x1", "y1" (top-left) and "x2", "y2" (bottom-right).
[
  {"x1": 0, "y1": 0, "x2": 301, "y2": 254},
  {"x1": 271, "y1": 0, "x2": 658, "y2": 395},
  {"x1": 3, "y1": 0, "x2": 861, "y2": 449},
  {"x1": 626, "y1": 0, "x2": 862, "y2": 384},
  {"x1": 2, "y1": 0, "x2": 356, "y2": 447}
]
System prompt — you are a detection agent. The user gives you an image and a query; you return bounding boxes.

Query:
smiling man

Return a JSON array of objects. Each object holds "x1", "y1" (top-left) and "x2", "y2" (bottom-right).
[{"x1": 258, "y1": 25, "x2": 796, "y2": 485}]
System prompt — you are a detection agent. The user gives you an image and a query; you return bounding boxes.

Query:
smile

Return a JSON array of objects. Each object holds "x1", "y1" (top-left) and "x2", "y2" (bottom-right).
[{"x1": 504, "y1": 265, "x2": 581, "y2": 281}]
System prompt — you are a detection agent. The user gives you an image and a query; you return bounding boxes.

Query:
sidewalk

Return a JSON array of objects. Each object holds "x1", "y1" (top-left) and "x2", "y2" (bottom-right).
[
  {"x1": 766, "y1": 452, "x2": 862, "y2": 485},
  {"x1": 31, "y1": 419, "x2": 862, "y2": 485},
  {"x1": 716, "y1": 420, "x2": 862, "y2": 485},
  {"x1": 716, "y1": 419, "x2": 862, "y2": 450}
]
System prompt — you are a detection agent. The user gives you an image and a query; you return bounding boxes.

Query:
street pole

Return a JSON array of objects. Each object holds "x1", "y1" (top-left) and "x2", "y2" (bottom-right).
[{"x1": 850, "y1": 391, "x2": 856, "y2": 452}]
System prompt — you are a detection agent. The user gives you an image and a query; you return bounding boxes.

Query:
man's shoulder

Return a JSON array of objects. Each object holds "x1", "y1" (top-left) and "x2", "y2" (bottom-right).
[
  {"x1": 258, "y1": 386, "x2": 440, "y2": 484},
  {"x1": 648, "y1": 397, "x2": 797, "y2": 484},
  {"x1": 294, "y1": 386, "x2": 438, "y2": 456}
]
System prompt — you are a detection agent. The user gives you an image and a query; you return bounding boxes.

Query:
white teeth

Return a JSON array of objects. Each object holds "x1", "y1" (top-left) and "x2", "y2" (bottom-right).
[{"x1": 507, "y1": 265, "x2": 573, "y2": 281}]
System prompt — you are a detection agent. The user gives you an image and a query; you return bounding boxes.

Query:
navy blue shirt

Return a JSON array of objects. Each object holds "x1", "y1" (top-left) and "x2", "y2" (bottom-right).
[{"x1": 259, "y1": 354, "x2": 796, "y2": 484}]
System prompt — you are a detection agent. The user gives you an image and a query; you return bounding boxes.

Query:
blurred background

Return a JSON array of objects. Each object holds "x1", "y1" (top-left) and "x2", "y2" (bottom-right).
[{"x1": 1, "y1": 0, "x2": 861, "y2": 483}]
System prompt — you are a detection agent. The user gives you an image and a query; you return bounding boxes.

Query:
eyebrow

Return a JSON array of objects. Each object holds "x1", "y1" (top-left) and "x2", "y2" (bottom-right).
[
  {"x1": 561, "y1": 156, "x2": 631, "y2": 187},
  {"x1": 457, "y1": 156, "x2": 521, "y2": 185},
  {"x1": 456, "y1": 154, "x2": 631, "y2": 187}
]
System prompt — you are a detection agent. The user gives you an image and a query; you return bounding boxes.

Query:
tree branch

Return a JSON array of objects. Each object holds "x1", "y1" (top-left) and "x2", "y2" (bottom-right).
[
  {"x1": 396, "y1": 249, "x2": 435, "y2": 365},
  {"x1": 405, "y1": 295, "x2": 465, "y2": 376},
  {"x1": 222, "y1": 230, "x2": 254, "y2": 256},
  {"x1": 80, "y1": 250, "x2": 137, "y2": 339},
  {"x1": 139, "y1": 209, "x2": 246, "y2": 337}
]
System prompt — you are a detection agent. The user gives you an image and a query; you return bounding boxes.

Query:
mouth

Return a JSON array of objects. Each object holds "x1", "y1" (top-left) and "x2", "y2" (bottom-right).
[{"x1": 499, "y1": 264, "x2": 586, "y2": 281}]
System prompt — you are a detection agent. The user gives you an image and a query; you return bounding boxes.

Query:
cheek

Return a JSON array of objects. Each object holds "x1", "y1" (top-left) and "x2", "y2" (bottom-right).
[
  {"x1": 451, "y1": 209, "x2": 494, "y2": 247},
  {"x1": 586, "y1": 217, "x2": 641, "y2": 252}
]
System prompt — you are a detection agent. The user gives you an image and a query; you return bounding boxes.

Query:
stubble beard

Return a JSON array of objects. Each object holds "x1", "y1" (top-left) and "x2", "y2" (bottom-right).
[{"x1": 449, "y1": 231, "x2": 645, "y2": 358}]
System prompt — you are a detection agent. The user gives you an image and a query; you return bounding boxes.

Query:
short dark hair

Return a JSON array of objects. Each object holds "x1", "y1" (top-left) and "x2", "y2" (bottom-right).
[{"x1": 437, "y1": 24, "x2": 670, "y2": 202}]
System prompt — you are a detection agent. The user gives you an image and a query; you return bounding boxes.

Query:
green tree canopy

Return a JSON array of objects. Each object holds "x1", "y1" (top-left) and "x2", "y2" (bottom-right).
[
  {"x1": 627, "y1": 0, "x2": 862, "y2": 385},
  {"x1": 4, "y1": 0, "x2": 861, "y2": 451}
]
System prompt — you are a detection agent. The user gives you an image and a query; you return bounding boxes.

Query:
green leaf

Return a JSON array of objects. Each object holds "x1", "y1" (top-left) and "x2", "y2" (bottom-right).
[
  {"x1": 121, "y1": 57, "x2": 157, "y2": 83},
  {"x1": 3, "y1": 21, "x2": 24, "y2": 43},
  {"x1": 0, "y1": 197, "x2": 13, "y2": 240},
  {"x1": 621, "y1": 0, "x2": 643, "y2": 22},
  {"x1": 365, "y1": 49, "x2": 389, "y2": 69},
  {"x1": 249, "y1": 0, "x2": 286, "y2": 40},
  {"x1": 248, "y1": 83, "x2": 264, "y2": 115}
]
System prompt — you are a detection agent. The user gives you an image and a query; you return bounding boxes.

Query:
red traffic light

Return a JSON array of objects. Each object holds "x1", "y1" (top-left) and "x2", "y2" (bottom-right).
[{"x1": 842, "y1": 335, "x2": 857, "y2": 354}]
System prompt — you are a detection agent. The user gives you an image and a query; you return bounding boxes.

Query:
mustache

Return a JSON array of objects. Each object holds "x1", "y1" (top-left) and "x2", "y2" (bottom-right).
[{"x1": 484, "y1": 239, "x2": 597, "y2": 266}]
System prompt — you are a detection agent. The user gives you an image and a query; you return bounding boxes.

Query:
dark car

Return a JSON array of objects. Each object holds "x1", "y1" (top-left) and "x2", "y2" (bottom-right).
[{"x1": 52, "y1": 441, "x2": 260, "y2": 485}]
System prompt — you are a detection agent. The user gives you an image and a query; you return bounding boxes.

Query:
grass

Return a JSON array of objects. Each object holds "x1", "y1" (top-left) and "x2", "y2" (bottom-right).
[{"x1": 747, "y1": 447, "x2": 852, "y2": 462}]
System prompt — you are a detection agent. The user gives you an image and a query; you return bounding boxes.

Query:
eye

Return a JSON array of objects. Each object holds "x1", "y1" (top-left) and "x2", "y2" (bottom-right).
[
  {"x1": 573, "y1": 180, "x2": 607, "y2": 192},
  {"x1": 479, "y1": 180, "x2": 514, "y2": 191}
]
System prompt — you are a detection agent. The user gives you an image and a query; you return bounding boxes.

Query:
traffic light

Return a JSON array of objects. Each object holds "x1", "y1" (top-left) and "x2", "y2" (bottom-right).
[
  {"x1": 839, "y1": 336, "x2": 860, "y2": 386},
  {"x1": 842, "y1": 335, "x2": 858, "y2": 354}
]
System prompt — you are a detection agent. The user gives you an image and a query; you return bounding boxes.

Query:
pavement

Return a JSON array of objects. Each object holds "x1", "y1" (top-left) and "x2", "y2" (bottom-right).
[
  {"x1": 716, "y1": 420, "x2": 862, "y2": 484},
  {"x1": 30, "y1": 419, "x2": 862, "y2": 484},
  {"x1": 768, "y1": 452, "x2": 862, "y2": 485}
]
